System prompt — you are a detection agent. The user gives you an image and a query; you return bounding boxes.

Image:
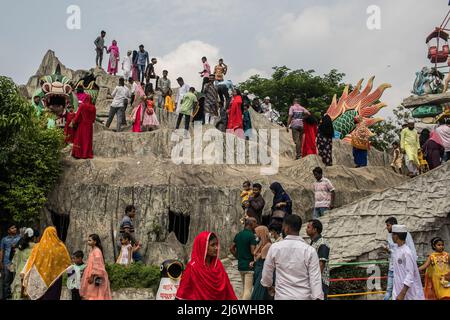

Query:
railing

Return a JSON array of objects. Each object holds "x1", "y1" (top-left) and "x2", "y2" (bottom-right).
[{"x1": 327, "y1": 260, "x2": 425, "y2": 299}]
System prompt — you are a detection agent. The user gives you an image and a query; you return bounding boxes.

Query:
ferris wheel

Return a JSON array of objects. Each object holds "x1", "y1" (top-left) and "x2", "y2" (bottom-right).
[{"x1": 426, "y1": 9, "x2": 450, "y2": 70}]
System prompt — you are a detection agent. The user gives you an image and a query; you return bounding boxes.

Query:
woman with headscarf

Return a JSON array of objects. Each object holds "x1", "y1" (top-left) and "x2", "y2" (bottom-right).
[
  {"x1": 227, "y1": 89, "x2": 243, "y2": 138},
  {"x1": 80, "y1": 234, "x2": 112, "y2": 300},
  {"x1": 176, "y1": 231, "x2": 237, "y2": 300},
  {"x1": 21, "y1": 227, "x2": 71, "y2": 300},
  {"x1": 269, "y1": 182, "x2": 292, "y2": 220},
  {"x1": 71, "y1": 95, "x2": 96, "y2": 159},
  {"x1": 129, "y1": 81, "x2": 146, "y2": 133},
  {"x1": 251, "y1": 226, "x2": 273, "y2": 300},
  {"x1": 107, "y1": 40, "x2": 120, "y2": 75},
  {"x1": 10, "y1": 228, "x2": 36, "y2": 300},
  {"x1": 423, "y1": 130, "x2": 445, "y2": 170},
  {"x1": 302, "y1": 115, "x2": 318, "y2": 157},
  {"x1": 317, "y1": 113, "x2": 334, "y2": 166},
  {"x1": 419, "y1": 129, "x2": 431, "y2": 148}
]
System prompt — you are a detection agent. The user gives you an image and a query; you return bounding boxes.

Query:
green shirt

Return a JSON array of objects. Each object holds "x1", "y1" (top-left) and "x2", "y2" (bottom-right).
[
  {"x1": 233, "y1": 229, "x2": 257, "y2": 271},
  {"x1": 180, "y1": 92, "x2": 197, "y2": 116}
]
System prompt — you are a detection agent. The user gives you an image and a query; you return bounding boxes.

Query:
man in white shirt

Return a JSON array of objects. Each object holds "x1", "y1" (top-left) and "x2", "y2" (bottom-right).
[
  {"x1": 261, "y1": 215, "x2": 324, "y2": 300},
  {"x1": 122, "y1": 50, "x2": 132, "y2": 81},
  {"x1": 106, "y1": 77, "x2": 130, "y2": 132},
  {"x1": 383, "y1": 217, "x2": 418, "y2": 300},
  {"x1": 175, "y1": 77, "x2": 191, "y2": 114},
  {"x1": 391, "y1": 225, "x2": 424, "y2": 300}
]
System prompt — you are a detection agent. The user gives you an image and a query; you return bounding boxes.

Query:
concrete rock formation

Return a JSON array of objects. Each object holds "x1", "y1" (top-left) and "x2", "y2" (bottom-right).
[
  {"x1": 310, "y1": 162, "x2": 450, "y2": 264},
  {"x1": 20, "y1": 51, "x2": 446, "y2": 267}
]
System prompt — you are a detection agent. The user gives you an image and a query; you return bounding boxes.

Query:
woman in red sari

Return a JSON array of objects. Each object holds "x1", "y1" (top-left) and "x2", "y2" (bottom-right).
[
  {"x1": 71, "y1": 95, "x2": 96, "y2": 159},
  {"x1": 227, "y1": 89, "x2": 243, "y2": 138},
  {"x1": 176, "y1": 231, "x2": 237, "y2": 300},
  {"x1": 302, "y1": 115, "x2": 318, "y2": 157}
]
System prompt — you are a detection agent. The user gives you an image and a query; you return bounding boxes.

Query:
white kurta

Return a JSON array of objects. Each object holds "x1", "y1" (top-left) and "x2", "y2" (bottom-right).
[{"x1": 392, "y1": 244, "x2": 425, "y2": 300}]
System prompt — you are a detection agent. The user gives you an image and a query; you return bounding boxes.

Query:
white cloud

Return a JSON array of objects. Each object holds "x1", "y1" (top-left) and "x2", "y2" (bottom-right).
[
  {"x1": 155, "y1": 41, "x2": 220, "y2": 90},
  {"x1": 235, "y1": 68, "x2": 270, "y2": 84},
  {"x1": 255, "y1": 0, "x2": 447, "y2": 119}
]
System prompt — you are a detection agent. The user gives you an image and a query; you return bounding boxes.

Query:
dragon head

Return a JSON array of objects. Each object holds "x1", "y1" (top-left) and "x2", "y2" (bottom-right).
[
  {"x1": 326, "y1": 77, "x2": 391, "y2": 140},
  {"x1": 39, "y1": 65, "x2": 73, "y2": 117}
]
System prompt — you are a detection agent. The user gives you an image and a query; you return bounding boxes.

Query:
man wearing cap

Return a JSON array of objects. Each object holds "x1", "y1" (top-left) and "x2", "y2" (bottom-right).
[
  {"x1": 122, "y1": 50, "x2": 133, "y2": 81},
  {"x1": 400, "y1": 120, "x2": 420, "y2": 177},
  {"x1": 383, "y1": 217, "x2": 417, "y2": 300},
  {"x1": 391, "y1": 224, "x2": 424, "y2": 300}
]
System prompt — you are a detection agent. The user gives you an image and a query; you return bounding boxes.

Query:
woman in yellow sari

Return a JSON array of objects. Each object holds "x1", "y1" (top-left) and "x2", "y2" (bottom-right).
[
  {"x1": 419, "y1": 237, "x2": 450, "y2": 300},
  {"x1": 21, "y1": 226, "x2": 71, "y2": 300}
]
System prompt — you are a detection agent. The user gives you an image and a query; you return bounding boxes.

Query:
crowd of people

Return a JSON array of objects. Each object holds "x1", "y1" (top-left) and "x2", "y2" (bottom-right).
[
  {"x1": 4, "y1": 31, "x2": 449, "y2": 301},
  {"x1": 1, "y1": 170, "x2": 449, "y2": 300},
  {"x1": 0, "y1": 204, "x2": 144, "y2": 300},
  {"x1": 391, "y1": 118, "x2": 450, "y2": 177}
]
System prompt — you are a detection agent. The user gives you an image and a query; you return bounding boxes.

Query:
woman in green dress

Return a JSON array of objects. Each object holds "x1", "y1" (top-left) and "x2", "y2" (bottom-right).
[
  {"x1": 10, "y1": 228, "x2": 36, "y2": 300},
  {"x1": 251, "y1": 226, "x2": 273, "y2": 300}
]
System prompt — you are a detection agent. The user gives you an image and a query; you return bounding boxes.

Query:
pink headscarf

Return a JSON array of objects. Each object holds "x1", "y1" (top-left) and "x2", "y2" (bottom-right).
[
  {"x1": 429, "y1": 130, "x2": 443, "y2": 146},
  {"x1": 109, "y1": 40, "x2": 119, "y2": 56}
]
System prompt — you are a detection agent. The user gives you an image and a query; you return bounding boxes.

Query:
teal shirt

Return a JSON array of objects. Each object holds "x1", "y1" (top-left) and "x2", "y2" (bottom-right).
[{"x1": 233, "y1": 229, "x2": 257, "y2": 271}]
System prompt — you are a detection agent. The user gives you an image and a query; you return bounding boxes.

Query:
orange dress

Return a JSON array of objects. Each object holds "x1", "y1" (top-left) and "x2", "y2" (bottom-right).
[
  {"x1": 80, "y1": 247, "x2": 112, "y2": 300},
  {"x1": 423, "y1": 252, "x2": 450, "y2": 300}
]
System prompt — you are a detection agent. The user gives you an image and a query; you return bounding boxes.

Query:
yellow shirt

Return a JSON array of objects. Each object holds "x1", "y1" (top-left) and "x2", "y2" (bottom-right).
[
  {"x1": 240, "y1": 190, "x2": 253, "y2": 204},
  {"x1": 165, "y1": 96, "x2": 174, "y2": 112}
]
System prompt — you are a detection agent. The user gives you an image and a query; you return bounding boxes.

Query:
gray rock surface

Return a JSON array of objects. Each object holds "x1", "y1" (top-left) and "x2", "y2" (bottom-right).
[
  {"x1": 402, "y1": 92, "x2": 450, "y2": 108},
  {"x1": 23, "y1": 51, "x2": 446, "y2": 270},
  {"x1": 305, "y1": 162, "x2": 450, "y2": 265}
]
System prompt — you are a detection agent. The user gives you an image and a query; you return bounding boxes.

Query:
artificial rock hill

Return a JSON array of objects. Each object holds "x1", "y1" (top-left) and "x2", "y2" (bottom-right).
[{"x1": 20, "y1": 51, "x2": 450, "y2": 266}]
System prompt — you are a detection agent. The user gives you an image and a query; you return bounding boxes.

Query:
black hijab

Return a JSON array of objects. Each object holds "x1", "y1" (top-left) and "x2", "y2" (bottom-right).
[
  {"x1": 419, "y1": 129, "x2": 430, "y2": 148},
  {"x1": 318, "y1": 114, "x2": 334, "y2": 138},
  {"x1": 270, "y1": 182, "x2": 292, "y2": 214}
]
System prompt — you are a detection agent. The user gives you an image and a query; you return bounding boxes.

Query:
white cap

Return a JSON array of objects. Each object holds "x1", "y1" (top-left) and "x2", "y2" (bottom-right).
[
  {"x1": 392, "y1": 225, "x2": 408, "y2": 233},
  {"x1": 265, "y1": 96, "x2": 270, "y2": 100},
  {"x1": 24, "y1": 228, "x2": 34, "y2": 238},
  {"x1": 244, "y1": 90, "x2": 249, "y2": 94},
  {"x1": 407, "y1": 119, "x2": 415, "y2": 124}
]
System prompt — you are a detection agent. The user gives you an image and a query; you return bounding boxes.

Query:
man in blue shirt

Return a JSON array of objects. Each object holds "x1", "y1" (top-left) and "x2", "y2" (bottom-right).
[
  {"x1": 136, "y1": 45, "x2": 149, "y2": 84},
  {"x1": 0, "y1": 223, "x2": 21, "y2": 300}
]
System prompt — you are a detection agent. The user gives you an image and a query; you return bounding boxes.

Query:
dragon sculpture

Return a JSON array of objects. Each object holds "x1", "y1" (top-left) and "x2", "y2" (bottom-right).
[
  {"x1": 412, "y1": 67, "x2": 445, "y2": 96},
  {"x1": 326, "y1": 76, "x2": 391, "y2": 141},
  {"x1": 31, "y1": 65, "x2": 99, "y2": 125}
]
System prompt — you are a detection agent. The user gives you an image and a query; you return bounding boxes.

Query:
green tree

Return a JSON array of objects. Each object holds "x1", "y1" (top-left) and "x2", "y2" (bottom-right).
[
  {"x1": 0, "y1": 76, "x2": 64, "y2": 224},
  {"x1": 370, "y1": 106, "x2": 412, "y2": 151},
  {"x1": 238, "y1": 66, "x2": 347, "y2": 123}
]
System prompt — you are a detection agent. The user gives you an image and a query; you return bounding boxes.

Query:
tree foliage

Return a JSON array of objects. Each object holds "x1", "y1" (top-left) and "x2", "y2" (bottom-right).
[
  {"x1": 238, "y1": 66, "x2": 347, "y2": 123},
  {"x1": 106, "y1": 263, "x2": 161, "y2": 291},
  {"x1": 239, "y1": 67, "x2": 414, "y2": 152},
  {"x1": 370, "y1": 106, "x2": 412, "y2": 151},
  {"x1": 0, "y1": 76, "x2": 64, "y2": 224}
]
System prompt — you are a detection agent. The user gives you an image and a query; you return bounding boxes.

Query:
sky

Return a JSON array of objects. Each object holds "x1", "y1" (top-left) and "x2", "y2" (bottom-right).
[{"x1": 0, "y1": 0, "x2": 449, "y2": 119}]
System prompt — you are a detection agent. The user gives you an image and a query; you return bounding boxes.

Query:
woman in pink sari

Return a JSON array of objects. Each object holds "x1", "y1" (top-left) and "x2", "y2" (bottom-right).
[
  {"x1": 107, "y1": 40, "x2": 120, "y2": 75},
  {"x1": 80, "y1": 234, "x2": 112, "y2": 300},
  {"x1": 129, "y1": 81, "x2": 146, "y2": 132}
]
